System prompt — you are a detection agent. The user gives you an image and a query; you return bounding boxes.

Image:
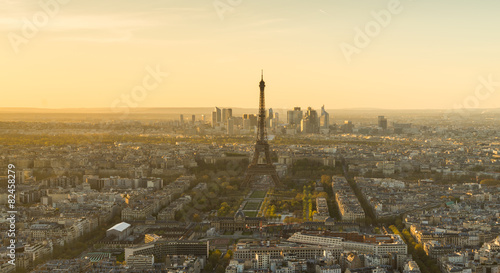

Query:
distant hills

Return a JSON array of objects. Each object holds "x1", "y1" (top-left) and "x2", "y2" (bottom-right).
[
  {"x1": 0, "y1": 107, "x2": 499, "y2": 122},
  {"x1": 3, "y1": 107, "x2": 500, "y2": 114}
]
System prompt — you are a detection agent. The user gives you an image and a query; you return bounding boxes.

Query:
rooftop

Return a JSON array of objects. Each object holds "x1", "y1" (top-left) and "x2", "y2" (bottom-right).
[{"x1": 107, "y1": 222, "x2": 131, "y2": 232}]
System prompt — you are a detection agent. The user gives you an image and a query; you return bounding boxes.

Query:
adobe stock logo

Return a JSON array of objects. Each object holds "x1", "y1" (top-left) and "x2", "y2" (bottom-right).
[
  {"x1": 213, "y1": 0, "x2": 243, "y2": 21},
  {"x1": 110, "y1": 65, "x2": 169, "y2": 119},
  {"x1": 444, "y1": 74, "x2": 500, "y2": 119},
  {"x1": 339, "y1": 0, "x2": 407, "y2": 64},
  {"x1": 8, "y1": 0, "x2": 71, "y2": 54}
]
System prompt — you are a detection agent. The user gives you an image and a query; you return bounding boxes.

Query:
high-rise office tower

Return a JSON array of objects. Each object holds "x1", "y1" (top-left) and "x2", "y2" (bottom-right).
[
  {"x1": 243, "y1": 114, "x2": 258, "y2": 130},
  {"x1": 270, "y1": 118, "x2": 278, "y2": 128},
  {"x1": 300, "y1": 118, "x2": 308, "y2": 133},
  {"x1": 211, "y1": 111, "x2": 217, "y2": 128},
  {"x1": 287, "y1": 110, "x2": 294, "y2": 125},
  {"x1": 343, "y1": 120, "x2": 354, "y2": 133},
  {"x1": 227, "y1": 117, "x2": 234, "y2": 135},
  {"x1": 378, "y1": 116, "x2": 388, "y2": 130},
  {"x1": 192, "y1": 115, "x2": 196, "y2": 124},
  {"x1": 248, "y1": 114, "x2": 258, "y2": 128},
  {"x1": 222, "y1": 108, "x2": 232, "y2": 124},
  {"x1": 266, "y1": 108, "x2": 273, "y2": 128},
  {"x1": 180, "y1": 114, "x2": 184, "y2": 124},
  {"x1": 243, "y1": 114, "x2": 255, "y2": 130},
  {"x1": 320, "y1": 105, "x2": 330, "y2": 129},
  {"x1": 215, "y1": 107, "x2": 222, "y2": 123},
  {"x1": 287, "y1": 107, "x2": 303, "y2": 126},
  {"x1": 243, "y1": 118, "x2": 251, "y2": 130},
  {"x1": 269, "y1": 110, "x2": 279, "y2": 128},
  {"x1": 301, "y1": 107, "x2": 319, "y2": 133},
  {"x1": 232, "y1": 116, "x2": 243, "y2": 127},
  {"x1": 222, "y1": 108, "x2": 227, "y2": 123},
  {"x1": 294, "y1": 107, "x2": 303, "y2": 125}
]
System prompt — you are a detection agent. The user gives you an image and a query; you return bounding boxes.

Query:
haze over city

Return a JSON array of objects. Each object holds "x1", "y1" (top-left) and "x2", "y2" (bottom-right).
[{"x1": 2, "y1": 1, "x2": 500, "y2": 273}]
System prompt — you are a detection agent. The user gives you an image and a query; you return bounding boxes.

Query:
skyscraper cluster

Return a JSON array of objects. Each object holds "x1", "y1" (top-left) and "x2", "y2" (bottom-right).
[
  {"x1": 211, "y1": 107, "x2": 232, "y2": 128},
  {"x1": 267, "y1": 108, "x2": 280, "y2": 129},
  {"x1": 286, "y1": 106, "x2": 330, "y2": 134}
]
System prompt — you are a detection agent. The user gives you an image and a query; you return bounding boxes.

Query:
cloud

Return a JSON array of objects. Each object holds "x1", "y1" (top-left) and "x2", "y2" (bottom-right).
[
  {"x1": 52, "y1": 29, "x2": 134, "y2": 43},
  {"x1": 0, "y1": 2, "x2": 211, "y2": 43}
]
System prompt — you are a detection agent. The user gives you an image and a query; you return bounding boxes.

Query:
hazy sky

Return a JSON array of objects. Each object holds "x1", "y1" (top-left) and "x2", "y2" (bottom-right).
[{"x1": 2, "y1": 0, "x2": 500, "y2": 110}]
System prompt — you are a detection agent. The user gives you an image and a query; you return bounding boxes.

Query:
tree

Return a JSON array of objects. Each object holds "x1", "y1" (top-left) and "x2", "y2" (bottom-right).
[
  {"x1": 192, "y1": 213, "x2": 202, "y2": 222},
  {"x1": 395, "y1": 217, "x2": 403, "y2": 230},
  {"x1": 216, "y1": 266, "x2": 226, "y2": 273},
  {"x1": 317, "y1": 192, "x2": 328, "y2": 199},
  {"x1": 480, "y1": 179, "x2": 500, "y2": 186},
  {"x1": 295, "y1": 193, "x2": 303, "y2": 202},
  {"x1": 209, "y1": 249, "x2": 222, "y2": 264},
  {"x1": 175, "y1": 210, "x2": 184, "y2": 221},
  {"x1": 321, "y1": 175, "x2": 332, "y2": 184},
  {"x1": 218, "y1": 202, "x2": 231, "y2": 216}
]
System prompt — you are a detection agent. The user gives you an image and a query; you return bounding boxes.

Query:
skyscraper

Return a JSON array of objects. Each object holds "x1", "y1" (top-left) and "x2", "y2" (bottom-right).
[
  {"x1": 211, "y1": 111, "x2": 217, "y2": 128},
  {"x1": 343, "y1": 120, "x2": 354, "y2": 133},
  {"x1": 227, "y1": 117, "x2": 234, "y2": 135},
  {"x1": 267, "y1": 108, "x2": 273, "y2": 128},
  {"x1": 250, "y1": 115, "x2": 258, "y2": 127},
  {"x1": 287, "y1": 111, "x2": 294, "y2": 126},
  {"x1": 222, "y1": 108, "x2": 232, "y2": 124},
  {"x1": 180, "y1": 114, "x2": 184, "y2": 124},
  {"x1": 270, "y1": 112, "x2": 279, "y2": 128},
  {"x1": 301, "y1": 107, "x2": 319, "y2": 134},
  {"x1": 215, "y1": 107, "x2": 222, "y2": 123},
  {"x1": 287, "y1": 107, "x2": 303, "y2": 126},
  {"x1": 300, "y1": 118, "x2": 309, "y2": 133},
  {"x1": 320, "y1": 105, "x2": 330, "y2": 129},
  {"x1": 243, "y1": 114, "x2": 258, "y2": 131},
  {"x1": 243, "y1": 117, "x2": 251, "y2": 130},
  {"x1": 378, "y1": 116, "x2": 388, "y2": 130},
  {"x1": 212, "y1": 107, "x2": 222, "y2": 128}
]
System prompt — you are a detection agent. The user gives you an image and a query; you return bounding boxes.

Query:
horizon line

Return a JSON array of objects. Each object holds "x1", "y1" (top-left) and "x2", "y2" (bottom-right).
[{"x1": 0, "y1": 106, "x2": 498, "y2": 112}]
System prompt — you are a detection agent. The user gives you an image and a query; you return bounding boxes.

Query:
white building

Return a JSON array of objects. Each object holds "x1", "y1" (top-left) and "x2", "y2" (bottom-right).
[{"x1": 106, "y1": 222, "x2": 131, "y2": 240}]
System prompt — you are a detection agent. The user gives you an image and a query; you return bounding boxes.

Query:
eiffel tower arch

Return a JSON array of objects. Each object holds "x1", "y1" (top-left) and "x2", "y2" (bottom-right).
[{"x1": 242, "y1": 71, "x2": 281, "y2": 188}]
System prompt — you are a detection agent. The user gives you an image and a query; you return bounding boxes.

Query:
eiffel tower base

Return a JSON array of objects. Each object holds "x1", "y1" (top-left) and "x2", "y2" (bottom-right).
[{"x1": 243, "y1": 164, "x2": 281, "y2": 188}]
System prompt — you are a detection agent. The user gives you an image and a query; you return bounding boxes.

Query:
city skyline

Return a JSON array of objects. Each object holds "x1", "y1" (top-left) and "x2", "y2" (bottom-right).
[
  {"x1": 3, "y1": 1, "x2": 500, "y2": 271},
  {"x1": 2, "y1": 0, "x2": 500, "y2": 110}
]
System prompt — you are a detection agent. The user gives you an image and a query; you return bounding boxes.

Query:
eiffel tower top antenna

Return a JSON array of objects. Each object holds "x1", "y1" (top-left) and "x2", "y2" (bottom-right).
[{"x1": 257, "y1": 69, "x2": 266, "y2": 142}]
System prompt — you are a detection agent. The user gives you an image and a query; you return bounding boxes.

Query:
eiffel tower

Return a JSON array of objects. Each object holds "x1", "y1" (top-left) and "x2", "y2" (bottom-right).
[{"x1": 242, "y1": 71, "x2": 281, "y2": 188}]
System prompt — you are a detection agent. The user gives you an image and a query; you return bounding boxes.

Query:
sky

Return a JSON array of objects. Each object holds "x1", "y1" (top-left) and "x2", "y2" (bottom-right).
[{"x1": 1, "y1": 0, "x2": 500, "y2": 110}]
